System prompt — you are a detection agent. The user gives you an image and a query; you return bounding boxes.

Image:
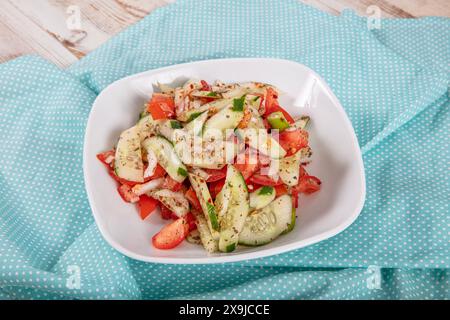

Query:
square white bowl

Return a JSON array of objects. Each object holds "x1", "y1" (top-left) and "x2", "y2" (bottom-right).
[{"x1": 83, "y1": 58, "x2": 366, "y2": 264}]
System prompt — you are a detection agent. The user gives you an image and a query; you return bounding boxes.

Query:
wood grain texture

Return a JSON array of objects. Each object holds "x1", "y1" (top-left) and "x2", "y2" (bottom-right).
[{"x1": 0, "y1": 0, "x2": 449, "y2": 67}]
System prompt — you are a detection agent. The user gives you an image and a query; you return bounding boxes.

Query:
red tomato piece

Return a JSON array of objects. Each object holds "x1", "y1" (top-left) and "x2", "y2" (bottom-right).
[
  {"x1": 152, "y1": 217, "x2": 189, "y2": 249},
  {"x1": 185, "y1": 187, "x2": 202, "y2": 211},
  {"x1": 209, "y1": 179, "x2": 225, "y2": 199},
  {"x1": 264, "y1": 87, "x2": 295, "y2": 124},
  {"x1": 205, "y1": 167, "x2": 227, "y2": 182},
  {"x1": 160, "y1": 205, "x2": 175, "y2": 220},
  {"x1": 200, "y1": 80, "x2": 211, "y2": 91},
  {"x1": 249, "y1": 173, "x2": 283, "y2": 186},
  {"x1": 264, "y1": 87, "x2": 279, "y2": 115},
  {"x1": 96, "y1": 150, "x2": 115, "y2": 168},
  {"x1": 278, "y1": 129, "x2": 309, "y2": 156},
  {"x1": 161, "y1": 175, "x2": 183, "y2": 192},
  {"x1": 138, "y1": 195, "x2": 159, "y2": 220},
  {"x1": 185, "y1": 212, "x2": 197, "y2": 231},
  {"x1": 234, "y1": 152, "x2": 260, "y2": 180},
  {"x1": 147, "y1": 164, "x2": 166, "y2": 180},
  {"x1": 293, "y1": 175, "x2": 322, "y2": 195},
  {"x1": 292, "y1": 190, "x2": 299, "y2": 208},
  {"x1": 274, "y1": 184, "x2": 288, "y2": 197},
  {"x1": 147, "y1": 93, "x2": 175, "y2": 120},
  {"x1": 117, "y1": 184, "x2": 139, "y2": 203}
]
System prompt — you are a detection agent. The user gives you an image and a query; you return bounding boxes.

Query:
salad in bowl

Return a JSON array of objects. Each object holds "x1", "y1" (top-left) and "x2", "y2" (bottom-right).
[{"x1": 96, "y1": 79, "x2": 321, "y2": 253}]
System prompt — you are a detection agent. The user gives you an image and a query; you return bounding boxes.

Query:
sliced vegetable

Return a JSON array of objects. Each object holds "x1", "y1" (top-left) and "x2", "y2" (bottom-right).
[
  {"x1": 235, "y1": 128, "x2": 286, "y2": 159},
  {"x1": 142, "y1": 136, "x2": 187, "y2": 183},
  {"x1": 114, "y1": 126, "x2": 144, "y2": 183},
  {"x1": 233, "y1": 151, "x2": 260, "y2": 180},
  {"x1": 118, "y1": 184, "x2": 139, "y2": 203},
  {"x1": 239, "y1": 195, "x2": 293, "y2": 246},
  {"x1": 293, "y1": 116, "x2": 310, "y2": 130},
  {"x1": 147, "y1": 93, "x2": 175, "y2": 119},
  {"x1": 278, "y1": 128, "x2": 309, "y2": 156},
  {"x1": 152, "y1": 217, "x2": 189, "y2": 249},
  {"x1": 183, "y1": 111, "x2": 208, "y2": 136},
  {"x1": 148, "y1": 189, "x2": 189, "y2": 217},
  {"x1": 161, "y1": 175, "x2": 183, "y2": 192},
  {"x1": 267, "y1": 111, "x2": 290, "y2": 131},
  {"x1": 293, "y1": 175, "x2": 322, "y2": 195},
  {"x1": 204, "y1": 167, "x2": 227, "y2": 182},
  {"x1": 131, "y1": 177, "x2": 164, "y2": 196},
  {"x1": 188, "y1": 173, "x2": 220, "y2": 238},
  {"x1": 218, "y1": 165, "x2": 249, "y2": 252},
  {"x1": 203, "y1": 103, "x2": 244, "y2": 134},
  {"x1": 186, "y1": 229, "x2": 202, "y2": 245},
  {"x1": 192, "y1": 210, "x2": 219, "y2": 253},
  {"x1": 249, "y1": 186, "x2": 276, "y2": 209},
  {"x1": 185, "y1": 187, "x2": 202, "y2": 211},
  {"x1": 97, "y1": 150, "x2": 115, "y2": 168},
  {"x1": 249, "y1": 173, "x2": 283, "y2": 186},
  {"x1": 278, "y1": 149, "x2": 303, "y2": 186},
  {"x1": 138, "y1": 195, "x2": 159, "y2": 220}
]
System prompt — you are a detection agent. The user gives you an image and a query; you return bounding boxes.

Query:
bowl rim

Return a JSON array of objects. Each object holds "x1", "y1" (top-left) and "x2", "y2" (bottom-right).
[{"x1": 83, "y1": 57, "x2": 366, "y2": 264}]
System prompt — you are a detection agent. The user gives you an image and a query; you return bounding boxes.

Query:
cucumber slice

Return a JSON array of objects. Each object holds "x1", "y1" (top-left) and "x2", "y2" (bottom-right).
[
  {"x1": 293, "y1": 116, "x2": 310, "y2": 130},
  {"x1": 148, "y1": 189, "x2": 189, "y2": 217},
  {"x1": 114, "y1": 126, "x2": 144, "y2": 182},
  {"x1": 282, "y1": 208, "x2": 296, "y2": 235},
  {"x1": 183, "y1": 111, "x2": 208, "y2": 136},
  {"x1": 192, "y1": 210, "x2": 219, "y2": 253},
  {"x1": 278, "y1": 149, "x2": 303, "y2": 186},
  {"x1": 249, "y1": 186, "x2": 276, "y2": 209},
  {"x1": 203, "y1": 102, "x2": 244, "y2": 134},
  {"x1": 214, "y1": 179, "x2": 232, "y2": 221},
  {"x1": 142, "y1": 136, "x2": 187, "y2": 183},
  {"x1": 154, "y1": 119, "x2": 182, "y2": 142},
  {"x1": 177, "y1": 98, "x2": 233, "y2": 122},
  {"x1": 235, "y1": 128, "x2": 286, "y2": 159},
  {"x1": 137, "y1": 114, "x2": 157, "y2": 141},
  {"x1": 239, "y1": 195, "x2": 293, "y2": 246},
  {"x1": 218, "y1": 165, "x2": 250, "y2": 252},
  {"x1": 188, "y1": 173, "x2": 220, "y2": 238},
  {"x1": 174, "y1": 138, "x2": 237, "y2": 169},
  {"x1": 267, "y1": 111, "x2": 290, "y2": 131}
]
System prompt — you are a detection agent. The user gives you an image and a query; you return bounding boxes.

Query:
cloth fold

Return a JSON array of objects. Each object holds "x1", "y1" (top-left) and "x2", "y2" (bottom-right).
[{"x1": 0, "y1": 0, "x2": 448, "y2": 299}]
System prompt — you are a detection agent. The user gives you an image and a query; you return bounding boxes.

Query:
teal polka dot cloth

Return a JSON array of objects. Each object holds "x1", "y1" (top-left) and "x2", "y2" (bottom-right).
[{"x1": 0, "y1": 0, "x2": 449, "y2": 299}]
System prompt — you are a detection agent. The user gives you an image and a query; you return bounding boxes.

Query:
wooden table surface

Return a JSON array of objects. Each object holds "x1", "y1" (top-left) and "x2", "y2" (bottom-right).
[{"x1": 1, "y1": 0, "x2": 449, "y2": 67}]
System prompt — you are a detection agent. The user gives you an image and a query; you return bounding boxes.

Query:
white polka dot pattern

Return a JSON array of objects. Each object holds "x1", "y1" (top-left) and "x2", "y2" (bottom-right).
[{"x1": 0, "y1": 0, "x2": 448, "y2": 299}]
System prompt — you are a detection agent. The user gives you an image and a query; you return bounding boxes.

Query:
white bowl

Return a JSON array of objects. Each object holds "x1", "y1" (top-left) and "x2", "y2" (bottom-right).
[{"x1": 83, "y1": 58, "x2": 366, "y2": 264}]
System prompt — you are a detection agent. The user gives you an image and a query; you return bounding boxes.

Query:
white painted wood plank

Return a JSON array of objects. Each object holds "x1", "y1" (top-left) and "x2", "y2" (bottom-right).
[{"x1": 0, "y1": 1, "x2": 77, "y2": 66}]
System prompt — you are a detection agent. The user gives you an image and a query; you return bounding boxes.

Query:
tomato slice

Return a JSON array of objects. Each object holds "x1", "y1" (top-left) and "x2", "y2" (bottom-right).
[
  {"x1": 209, "y1": 179, "x2": 225, "y2": 199},
  {"x1": 185, "y1": 212, "x2": 197, "y2": 231},
  {"x1": 117, "y1": 184, "x2": 139, "y2": 203},
  {"x1": 274, "y1": 184, "x2": 288, "y2": 197},
  {"x1": 249, "y1": 173, "x2": 283, "y2": 186},
  {"x1": 264, "y1": 87, "x2": 279, "y2": 115},
  {"x1": 264, "y1": 87, "x2": 295, "y2": 124},
  {"x1": 200, "y1": 80, "x2": 211, "y2": 91},
  {"x1": 147, "y1": 93, "x2": 175, "y2": 120},
  {"x1": 295, "y1": 175, "x2": 322, "y2": 194},
  {"x1": 278, "y1": 129, "x2": 309, "y2": 156},
  {"x1": 205, "y1": 167, "x2": 227, "y2": 182},
  {"x1": 185, "y1": 187, "x2": 202, "y2": 211},
  {"x1": 160, "y1": 205, "x2": 176, "y2": 220},
  {"x1": 161, "y1": 175, "x2": 183, "y2": 192},
  {"x1": 138, "y1": 195, "x2": 159, "y2": 220},
  {"x1": 147, "y1": 164, "x2": 166, "y2": 180},
  {"x1": 234, "y1": 152, "x2": 260, "y2": 180},
  {"x1": 96, "y1": 150, "x2": 115, "y2": 168},
  {"x1": 152, "y1": 217, "x2": 189, "y2": 249},
  {"x1": 292, "y1": 189, "x2": 299, "y2": 208}
]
